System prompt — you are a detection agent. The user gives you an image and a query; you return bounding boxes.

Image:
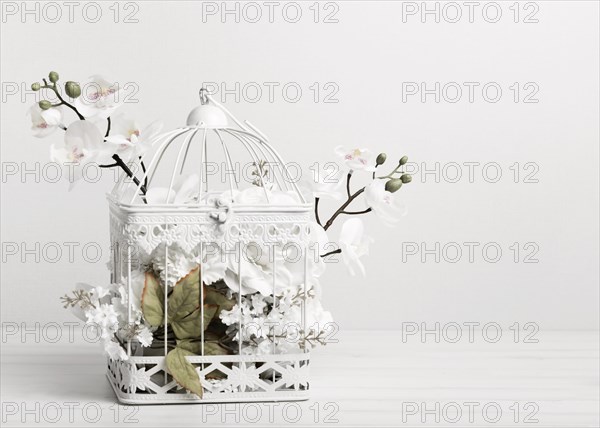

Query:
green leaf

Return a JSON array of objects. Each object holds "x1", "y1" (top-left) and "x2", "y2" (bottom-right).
[
  {"x1": 203, "y1": 284, "x2": 236, "y2": 319},
  {"x1": 204, "y1": 341, "x2": 230, "y2": 356},
  {"x1": 170, "y1": 304, "x2": 217, "y2": 340},
  {"x1": 203, "y1": 331, "x2": 222, "y2": 342},
  {"x1": 205, "y1": 316, "x2": 229, "y2": 338},
  {"x1": 176, "y1": 339, "x2": 230, "y2": 355},
  {"x1": 165, "y1": 347, "x2": 203, "y2": 398},
  {"x1": 168, "y1": 267, "x2": 201, "y2": 323},
  {"x1": 176, "y1": 339, "x2": 202, "y2": 354},
  {"x1": 141, "y1": 272, "x2": 164, "y2": 327},
  {"x1": 205, "y1": 369, "x2": 228, "y2": 380}
]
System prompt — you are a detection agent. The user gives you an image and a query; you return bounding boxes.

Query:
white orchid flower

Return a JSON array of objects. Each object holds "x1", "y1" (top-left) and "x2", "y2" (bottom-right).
[
  {"x1": 50, "y1": 120, "x2": 114, "y2": 184},
  {"x1": 338, "y1": 218, "x2": 373, "y2": 276},
  {"x1": 145, "y1": 173, "x2": 200, "y2": 205},
  {"x1": 74, "y1": 75, "x2": 122, "y2": 119},
  {"x1": 224, "y1": 259, "x2": 274, "y2": 297},
  {"x1": 335, "y1": 146, "x2": 376, "y2": 172},
  {"x1": 28, "y1": 104, "x2": 63, "y2": 137},
  {"x1": 364, "y1": 179, "x2": 407, "y2": 226},
  {"x1": 104, "y1": 114, "x2": 163, "y2": 161},
  {"x1": 305, "y1": 162, "x2": 346, "y2": 200},
  {"x1": 222, "y1": 220, "x2": 327, "y2": 296},
  {"x1": 223, "y1": 244, "x2": 293, "y2": 296}
]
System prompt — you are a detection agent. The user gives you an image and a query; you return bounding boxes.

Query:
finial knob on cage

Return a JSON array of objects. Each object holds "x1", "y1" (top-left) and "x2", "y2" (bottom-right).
[
  {"x1": 186, "y1": 89, "x2": 228, "y2": 128},
  {"x1": 186, "y1": 104, "x2": 228, "y2": 128}
]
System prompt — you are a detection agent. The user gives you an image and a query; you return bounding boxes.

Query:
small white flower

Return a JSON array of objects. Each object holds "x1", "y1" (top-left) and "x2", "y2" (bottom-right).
[
  {"x1": 226, "y1": 364, "x2": 261, "y2": 391},
  {"x1": 335, "y1": 146, "x2": 376, "y2": 172},
  {"x1": 122, "y1": 363, "x2": 151, "y2": 391},
  {"x1": 86, "y1": 303, "x2": 120, "y2": 338},
  {"x1": 151, "y1": 243, "x2": 198, "y2": 287},
  {"x1": 364, "y1": 179, "x2": 406, "y2": 226},
  {"x1": 74, "y1": 75, "x2": 122, "y2": 119},
  {"x1": 105, "y1": 114, "x2": 163, "y2": 161},
  {"x1": 251, "y1": 293, "x2": 268, "y2": 314},
  {"x1": 220, "y1": 304, "x2": 243, "y2": 326},
  {"x1": 204, "y1": 378, "x2": 235, "y2": 394},
  {"x1": 220, "y1": 299, "x2": 253, "y2": 328},
  {"x1": 256, "y1": 339, "x2": 274, "y2": 355},
  {"x1": 245, "y1": 316, "x2": 273, "y2": 340},
  {"x1": 338, "y1": 218, "x2": 373, "y2": 276},
  {"x1": 135, "y1": 325, "x2": 153, "y2": 347},
  {"x1": 28, "y1": 104, "x2": 63, "y2": 138},
  {"x1": 91, "y1": 285, "x2": 112, "y2": 301},
  {"x1": 104, "y1": 338, "x2": 127, "y2": 361}
]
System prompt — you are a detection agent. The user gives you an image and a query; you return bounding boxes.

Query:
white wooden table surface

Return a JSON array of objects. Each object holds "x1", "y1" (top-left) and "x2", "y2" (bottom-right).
[{"x1": 1, "y1": 330, "x2": 598, "y2": 427}]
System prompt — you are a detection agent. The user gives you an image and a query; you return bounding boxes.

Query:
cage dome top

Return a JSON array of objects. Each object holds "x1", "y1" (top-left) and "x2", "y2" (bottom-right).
[{"x1": 110, "y1": 89, "x2": 308, "y2": 210}]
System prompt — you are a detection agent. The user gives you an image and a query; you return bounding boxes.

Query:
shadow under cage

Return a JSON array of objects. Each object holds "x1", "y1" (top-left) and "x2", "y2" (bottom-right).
[{"x1": 106, "y1": 90, "x2": 316, "y2": 403}]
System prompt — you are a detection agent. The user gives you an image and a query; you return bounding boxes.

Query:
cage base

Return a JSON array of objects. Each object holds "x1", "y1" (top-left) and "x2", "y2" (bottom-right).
[
  {"x1": 106, "y1": 354, "x2": 311, "y2": 405},
  {"x1": 107, "y1": 374, "x2": 310, "y2": 404}
]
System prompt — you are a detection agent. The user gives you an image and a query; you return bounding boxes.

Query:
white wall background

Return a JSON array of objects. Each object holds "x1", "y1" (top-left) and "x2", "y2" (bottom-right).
[{"x1": 1, "y1": 1, "x2": 598, "y2": 331}]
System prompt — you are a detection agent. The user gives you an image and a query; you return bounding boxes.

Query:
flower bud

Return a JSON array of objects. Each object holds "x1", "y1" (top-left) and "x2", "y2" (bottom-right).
[
  {"x1": 399, "y1": 156, "x2": 408, "y2": 165},
  {"x1": 400, "y1": 174, "x2": 412, "y2": 184},
  {"x1": 385, "y1": 178, "x2": 402, "y2": 193},
  {"x1": 48, "y1": 71, "x2": 59, "y2": 83},
  {"x1": 31, "y1": 82, "x2": 41, "y2": 91},
  {"x1": 38, "y1": 100, "x2": 52, "y2": 110},
  {"x1": 65, "y1": 81, "x2": 81, "y2": 98},
  {"x1": 376, "y1": 153, "x2": 387, "y2": 166}
]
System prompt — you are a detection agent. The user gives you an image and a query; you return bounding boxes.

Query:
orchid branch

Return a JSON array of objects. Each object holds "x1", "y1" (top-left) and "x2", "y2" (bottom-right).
[
  {"x1": 323, "y1": 187, "x2": 366, "y2": 231},
  {"x1": 314, "y1": 197, "x2": 322, "y2": 226},
  {"x1": 342, "y1": 208, "x2": 372, "y2": 215},
  {"x1": 112, "y1": 154, "x2": 147, "y2": 194},
  {"x1": 346, "y1": 172, "x2": 352, "y2": 198},
  {"x1": 320, "y1": 248, "x2": 341, "y2": 258},
  {"x1": 319, "y1": 154, "x2": 410, "y2": 230},
  {"x1": 95, "y1": 117, "x2": 147, "y2": 196},
  {"x1": 140, "y1": 157, "x2": 149, "y2": 189}
]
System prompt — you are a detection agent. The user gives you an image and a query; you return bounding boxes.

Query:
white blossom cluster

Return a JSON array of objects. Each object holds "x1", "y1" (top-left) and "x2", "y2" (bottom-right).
[
  {"x1": 66, "y1": 278, "x2": 153, "y2": 361},
  {"x1": 220, "y1": 286, "x2": 333, "y2": 355}
]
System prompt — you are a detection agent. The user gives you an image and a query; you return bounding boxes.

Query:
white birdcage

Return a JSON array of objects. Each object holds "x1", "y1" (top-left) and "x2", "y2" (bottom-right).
[{"x1": 106, "y1": 89, "x2": 316, "y2": 404}]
